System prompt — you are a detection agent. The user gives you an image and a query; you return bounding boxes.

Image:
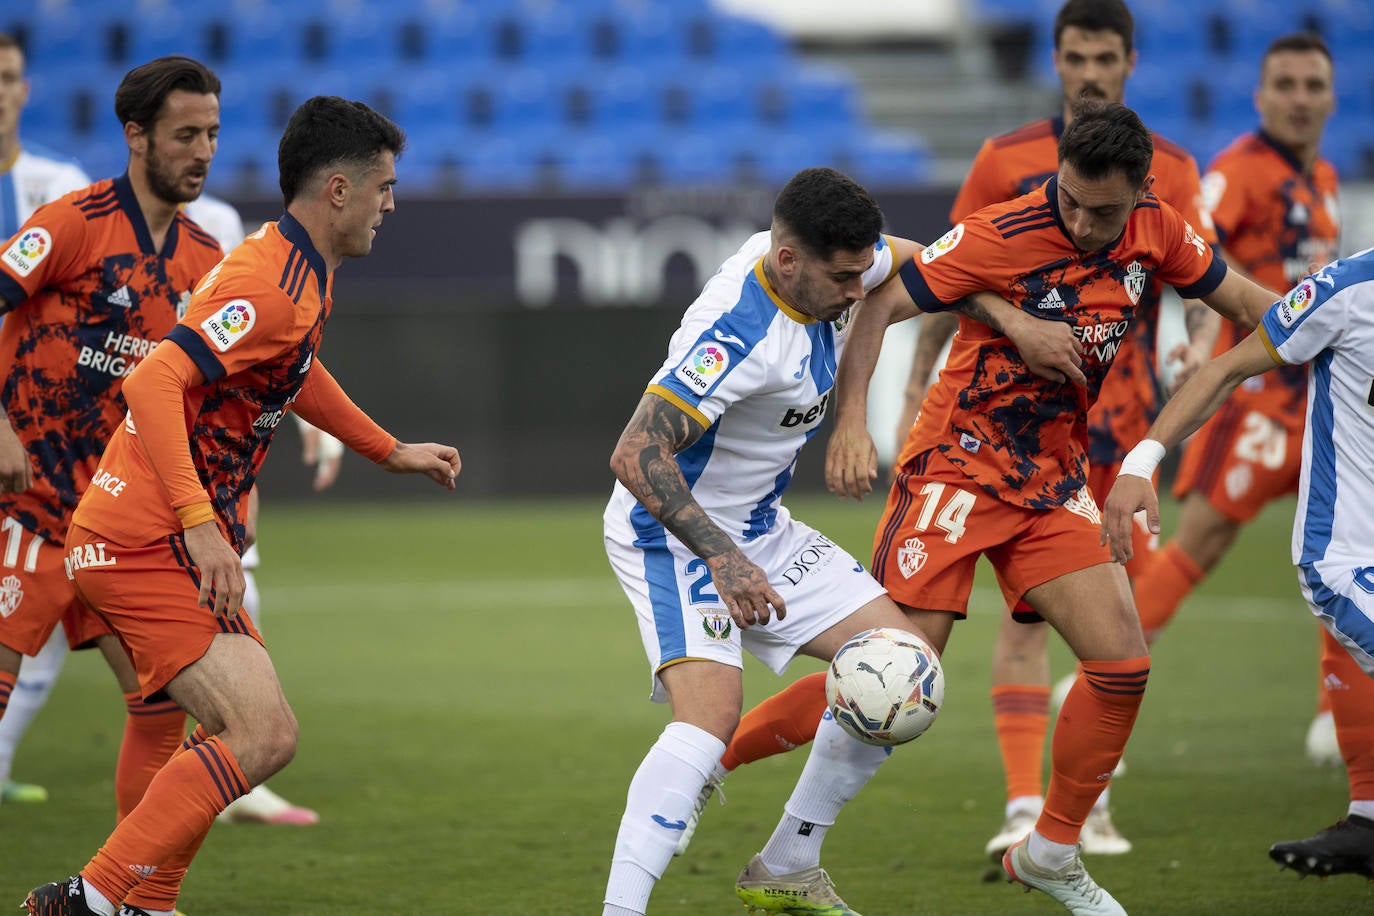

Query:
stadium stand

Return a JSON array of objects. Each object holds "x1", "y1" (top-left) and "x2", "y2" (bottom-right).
[{"x1": 3, "y1": 0, "x2": 1370, "y2": 192}]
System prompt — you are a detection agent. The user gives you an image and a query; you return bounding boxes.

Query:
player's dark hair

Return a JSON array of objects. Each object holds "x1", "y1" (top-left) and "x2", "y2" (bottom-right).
[
  {"x1": 1058, "y1": 99, "x2": 1153, "y2": 187},
  {"x1": 278, "y1": 96, "x2": 406, "y2": 206},
  {"x1": 0, "y1": 32, "x2": 21, "y2": 55},
  {"x1": 1264, "y1": 31, "x2": 1332, "y2": 67},
  {"x1": 114, "y1": 56, "x2": 220, "y2": 132},
  {"x1": 1053, "y1": 0, "x2": 1134, "y2": 54},
  {"x1": 773, "y1": 167, "x2": 883, "y2": 259}
]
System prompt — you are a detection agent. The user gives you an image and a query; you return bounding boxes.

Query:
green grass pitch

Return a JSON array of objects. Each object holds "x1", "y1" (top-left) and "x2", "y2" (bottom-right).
[{"x1": 2, "y1": 494, "x2": 1372, "y2": 914}]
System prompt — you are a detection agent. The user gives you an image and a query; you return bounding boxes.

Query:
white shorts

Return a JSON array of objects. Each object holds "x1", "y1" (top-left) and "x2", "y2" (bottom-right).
[
  {"x1": 1299, "y1": 559, "x2": 1374, "y2": 676},
  {"x1": 605, "y1": 510, "x2": 887, "y2": 702}
]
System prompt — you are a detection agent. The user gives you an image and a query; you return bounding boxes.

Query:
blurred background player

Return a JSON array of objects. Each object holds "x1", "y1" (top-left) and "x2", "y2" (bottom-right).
[
  {"x1": 1100, "y1": 245, "x2": 1374, "y2": 882},
  {"x1": 1130, "y1": 31, "x2": 1342, "y2": 762},
  {"x1": 184, "y1": 191, "x2": 326, "y2": 827},
  {"x1": 0, "y1": 30, "x2": 91, "y2": 807},
  {"x1": 0, "y1": 56, "x2": 224, "y2": 849},
  {"x1": 697, "y1": 0, "x2": 1220, "y2": 862}
]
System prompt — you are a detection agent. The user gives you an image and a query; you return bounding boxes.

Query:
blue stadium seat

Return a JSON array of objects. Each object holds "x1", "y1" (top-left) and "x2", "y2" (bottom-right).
[
  {"x1": 760, "y1": 65, "x2": 861, "y2": 133},
  {"x1": 692, "y1": 14, "x2": 789, "y2": 66},
  {"x1": 452, "y1": 136, "x2": 543, "y2": 192},
  {"x1": 208, "y1": 7, "x2": 311, "y2": 71},
  {"x1": 210, "y1": 122, "x2": 281, "y2": 195},
  {"x1": 548, "y1": 131, "x2": 640, "y2": 191},
  {"x1": 562, "y1": 65, "x2": 660, "y2": 132},
  {"x1": 652, "y1": 132, "x2": 735, "y2": 186},
  {"x1": 845, "y1": 132, "x2": 933, "y2": 188},
  {"x1": 358, "y1": 65, "x2": 464, "y2": 137},
  {"x1": 737, "y1": 132, "x2": 843, "y2": 187},
  {"x1": 661, "y1": 65, "x2": 757, "y2": 132},
  {"x1": 124, "y1": 7, "x2": 218, "y2": 66}
]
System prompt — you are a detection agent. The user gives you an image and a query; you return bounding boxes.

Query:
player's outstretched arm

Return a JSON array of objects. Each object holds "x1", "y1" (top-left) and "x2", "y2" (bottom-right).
[
  {"x1": 958, "y1": 292, "x2": 1086, "y2": 386},
  {"x1": 827, "y1": 277, "x2": 915, "y2": 500},
  {"x1": 611, "y1": 392, "x2": 785, "y2": 628},
  {"x1": 1101, "y1": 331, "x2": 1281, "y2": 563},
  {"x1": 378, "y1": 442, "x2": 460, "y2": 489},
  {"x1": 1200, "y1": 267, "x2": 1280, "y2": 331}
]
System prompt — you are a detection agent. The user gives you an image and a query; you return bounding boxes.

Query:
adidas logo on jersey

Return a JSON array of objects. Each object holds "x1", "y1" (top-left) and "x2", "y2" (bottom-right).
[
  {"x1": 1036, "y1": 288, "x2": 1065, "y2": 312},
  {"x1": 1323, "y1": 673, "x2": 1349, "y2": 692},
  {"x1": 108, "y1": 285, "x2": 132, "y2": 308}
]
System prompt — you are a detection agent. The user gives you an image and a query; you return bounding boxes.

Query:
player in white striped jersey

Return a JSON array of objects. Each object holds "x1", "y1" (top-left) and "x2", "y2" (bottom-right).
[
  {"x1": 1103, "y1": 248, "x2": 1374, "y2": 881},
  {"x1": 602, "y1": 168, "x2": 1084, "y2": 916},
  {"x1": 0, "y1": 30, "x2": 90, "y2": 807}
]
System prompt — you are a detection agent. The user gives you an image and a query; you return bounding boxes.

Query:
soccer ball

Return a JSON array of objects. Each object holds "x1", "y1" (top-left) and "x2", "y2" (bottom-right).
[{"x1": 825, "y1": 627, "x2": 944, "y2": 747}]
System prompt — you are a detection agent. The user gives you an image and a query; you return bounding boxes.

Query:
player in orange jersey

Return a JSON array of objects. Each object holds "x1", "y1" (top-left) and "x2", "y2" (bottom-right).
[
  {"x1": 702, "y1": 0, "x2": 1218, "y2": 863},
  {"x1": 21, "y1": 94, "x2": 460, "y2": 916},
  {"x1": 811, "y1": 100, "x2": 1280, "y2": 914},
  {"x1": 0, "y1": 57, "x2": 223, "y2": 840},
  {"x1": 1132, "y1": 32, "x2": 1345, "y2": 764}
]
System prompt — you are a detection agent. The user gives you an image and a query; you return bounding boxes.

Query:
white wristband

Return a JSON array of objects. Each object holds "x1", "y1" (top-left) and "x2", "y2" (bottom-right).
[{"x1": 1118, "y1": 439, "x2": 1166, "y2": 480}]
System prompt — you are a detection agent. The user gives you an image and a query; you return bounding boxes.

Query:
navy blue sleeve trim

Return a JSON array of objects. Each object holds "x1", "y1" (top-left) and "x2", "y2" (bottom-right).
[
  {"x1": 0, "y1": 274, "x2": 26, "y2": 314},
  {"x1": 166, "y1": 325, "x2": 226, "y2": 382},
  {"x1": 1174, "y1": 246, "x2": 1228, "y2": 300},
  {"x1": 899, "y1": 259, "x2": 961, "y2": 313}
]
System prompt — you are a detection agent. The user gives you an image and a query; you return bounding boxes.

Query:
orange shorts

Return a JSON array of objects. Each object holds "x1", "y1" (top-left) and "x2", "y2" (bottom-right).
[
  {"x1": 0, "y1": 517, "x2": 85, "y2": 656},
  {"x1": 1087, "y1": 460, "x2": 1158, "y2": 582},
  {"x1": 66, "y1": 523, "x2": 262, "y2": 702},
  {"x1": 1172, "y1": 400, "x2": 1303, "y2": 523},
  {"x1": 873, "y1": 450, "x2": 1113, "y2": 615}
]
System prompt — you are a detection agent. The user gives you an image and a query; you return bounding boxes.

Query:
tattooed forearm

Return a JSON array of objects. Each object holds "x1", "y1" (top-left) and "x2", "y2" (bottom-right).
[
  {"x1": 1184, "y1": 300, "x2": 1209, "y2": 337},
  {"x1": 954, "y1": 297, "x2": 1005, "y2": 335},
  {"x1": 610, "y1": 394, "x2": 736, "y2": 560}
]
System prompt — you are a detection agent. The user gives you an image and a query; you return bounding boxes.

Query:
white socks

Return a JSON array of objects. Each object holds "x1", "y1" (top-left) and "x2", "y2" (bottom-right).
[
  {"x1": 603, "y1": 722, "x2": 725, "y2": 915},
  {"x1": 0, "y1": 630, "x2": 67, "y2": 783},
  {"x1": 760, "y1": 711, "x2": 890, "y2": 874}
]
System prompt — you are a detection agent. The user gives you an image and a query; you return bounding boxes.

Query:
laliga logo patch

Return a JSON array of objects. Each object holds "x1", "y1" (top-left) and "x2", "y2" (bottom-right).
[
  {"x1": 1277, "y1": 279, "x2": 1317, "y2": 329},
  {"x1": 3, "y1": 227, "x2": 51, "y2": 277},
  {"x1": 674, "y1": 343, "x2": 730, "y2": 393},
  {"x1": 201, "y1": 299, "x2": 256, "y2": 352},
  {"x1": 921, "y1": 224, "x2": 964, "y2": 264}
]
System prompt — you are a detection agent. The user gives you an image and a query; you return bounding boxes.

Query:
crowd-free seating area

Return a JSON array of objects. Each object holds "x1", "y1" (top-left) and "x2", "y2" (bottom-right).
[{"x1": 6, "y1": 0, "x2": 933, "y2": 193}]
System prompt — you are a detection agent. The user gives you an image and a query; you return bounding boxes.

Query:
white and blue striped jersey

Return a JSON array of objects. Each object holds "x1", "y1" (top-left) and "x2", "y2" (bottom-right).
[
  {"x1": 1, "y1": 143, "x2": 89, "y2": 239},
  {"x1": 606, "y1": 230, "x2": 897, "y2": 544},
  {"x1": 1260, "y1": 248, "x2": 1374, "y2": 659}
]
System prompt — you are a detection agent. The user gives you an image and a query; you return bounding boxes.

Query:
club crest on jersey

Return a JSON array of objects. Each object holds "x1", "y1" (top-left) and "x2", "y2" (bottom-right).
[
  {"x1": 0, "y1": 575, "x2": 22, "y2": 618},
  {"x1": 1123, "y1": 261, "x2": 1147, "y2": 305},
  {"x1": 3, "y1": 227, "x2": 51, "y2": 277},
  {"x1": 699, "y1": 610, "x2": 733, "y2": 641},
  {"x1": 202, "y1": 299, "x2": 256, "y2": 352},
  {"x1": 921, "y1": 224, "x2": 964, "y2": 264},
  {"x1": 1277, "y1": 278, "x2": 1317, "y2": 328},
  {"x1": 674, "y1": 343, "x2": 729, "y2": 393},
  {"x1": 897, "y1": 537, "x2": 928, "y2": 579},
  {"x1": 176, "y1": 290, "x2": 192, "y2": 319}
]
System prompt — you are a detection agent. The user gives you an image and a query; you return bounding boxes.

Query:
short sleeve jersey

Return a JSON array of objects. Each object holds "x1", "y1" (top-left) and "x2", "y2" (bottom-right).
[
  {"x1": 1203, "y1": 131, "x2": 1341, "y2": 423},
  {"x1": 605, "y1": 230, "x2": 897, "y2": 543},
  {"x1": 2, "y1": 143, "x2": 91, "y2": 237},
  {"x1": 951, "y1": 115, "x2": 1216, "y2": 465},
  {"x1": 0, "y1": 175, "x2": 222, "y2": 543},
  {"x1": 1256, "y1": 249, "x2": 1374, "y2": 572},
  {"x1": 899, "y1": 178, "x2": 1226, "y2": 509},
  {"x1": 73, "y1": 213, "x2": 331, "y2": 551}
]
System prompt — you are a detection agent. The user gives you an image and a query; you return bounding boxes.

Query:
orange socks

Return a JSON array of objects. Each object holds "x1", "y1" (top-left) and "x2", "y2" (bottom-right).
[
  {"x1": 0, "y1": 669, "x2": 14, "y2": 722},
  {"x1": 81, "y1": 734, "x2": 249, "y2": 906},
  {"x1": 122, "y1": 726, "x2": 214, "y2": 912},
  {"x1": 1321, "y1": 630, "x2": 1374, "y2": 801},
  {"x1": 1316, "y1": 628, "x2": 1334, "y2": 715},
  {"x1": 116, "y1": 691, "x2": 188, "y2": 821},
  {"x1": 1039, "y1": 656, "x2": 1149, "y2": 845},
  {"x1": 721, "y1": 671, "x2": 827, "y2": 772},
  {"x1": 1134, "y1": 542, "x2": 1204, "y2": 643},
  {"x1": 991, "y1": 685, "x2": 1050, "y2": 801}
]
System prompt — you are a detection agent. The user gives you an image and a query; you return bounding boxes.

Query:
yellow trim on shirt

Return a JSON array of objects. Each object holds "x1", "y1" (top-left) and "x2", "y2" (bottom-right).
[
  {"x1": 753, "y1": 259, "x2": 814, "y2": 324},
  {"x1": 646, "y1": 384, "x2": 711, "y2": 430},
  {"x1": 880, "y1": 234, "x2": 900, "y2": 284},
  {"x1": 1258, "y1": 324, "x2": 1288, "y2": 367}
]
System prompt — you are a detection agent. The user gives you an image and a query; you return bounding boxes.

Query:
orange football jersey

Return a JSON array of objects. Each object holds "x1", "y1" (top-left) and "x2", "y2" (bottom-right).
[
  {"x1": 950, "y1": 114, "x2": 1216, "y2": 467},
  {"x1": 74, "y1": 214, "x2": 333, "y2": 552},
  {"x1": 0, "y1": 176, "x2": 222, "y2": 542},
  {"x1": 897, "y1": 178, "x2": 1225, "y2": 509},
  {"x1": 1202, "y1": 131, "x2": 1340, "y2": 424}
]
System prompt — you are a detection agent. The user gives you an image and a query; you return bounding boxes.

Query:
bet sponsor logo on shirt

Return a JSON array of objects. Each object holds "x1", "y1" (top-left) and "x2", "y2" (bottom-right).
[
  {"x1": 202, "y1": 299, "x2": 256, "y2": 352},
  {"x1": 3, "y1": 228, "x2": 52, "y2": 277}
]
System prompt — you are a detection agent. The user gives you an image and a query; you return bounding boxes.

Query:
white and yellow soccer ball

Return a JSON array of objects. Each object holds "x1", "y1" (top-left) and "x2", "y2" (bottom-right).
[{"x1": 825, "y1": 627, "x2": 944, "y2": 747}]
